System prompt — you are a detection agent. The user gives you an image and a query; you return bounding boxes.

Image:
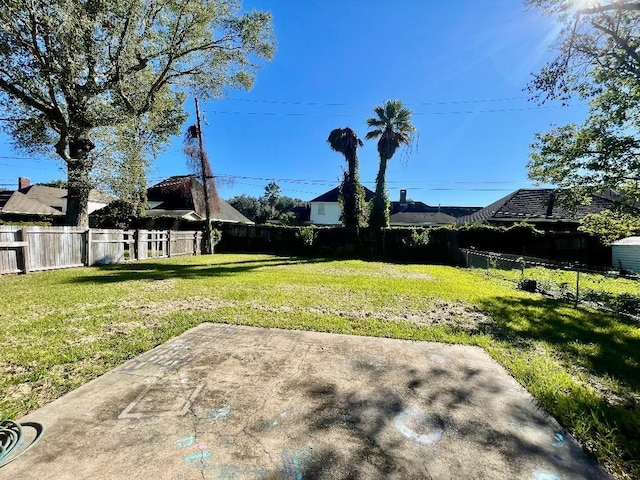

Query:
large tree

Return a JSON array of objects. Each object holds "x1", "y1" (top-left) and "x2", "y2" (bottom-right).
[
  {"x1": 327, "y1": 127, "x2": 366, "y2": 228},
  {"x1": 228, "y1": 183, "x2": 303, "y2": 224},
  {"x1": 526, "y1": 0, "x2": 640, "y2": 212},
  {"x1": 365, "y1": 100, "x2": 415, "y2": 229},
  {"x1": 0, "y1": 0, "x2": 274, "y2": 226}
]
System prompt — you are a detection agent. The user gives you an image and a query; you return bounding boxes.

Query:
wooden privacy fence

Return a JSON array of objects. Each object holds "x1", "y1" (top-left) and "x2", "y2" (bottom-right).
[{"x1": 0, "y1": 227, "x2": 203, "y2": 275}]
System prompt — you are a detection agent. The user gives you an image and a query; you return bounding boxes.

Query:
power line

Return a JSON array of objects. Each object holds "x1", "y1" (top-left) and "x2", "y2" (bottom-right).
[
  {"x1": 212, "y1": 173, "x2": 533, "y2": 187},
  {"x1": 224, "y1": 95, "x2": 531, "y2": 107},
  {"x1": 208, "y1": 103, "x2": 581, "y2": 117}
]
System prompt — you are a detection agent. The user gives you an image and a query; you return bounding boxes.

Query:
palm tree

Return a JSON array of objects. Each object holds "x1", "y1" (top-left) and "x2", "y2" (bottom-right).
[
  {"x1": 365, "y1": 100, "x2": 415, "y2": 229},
  {"x1": 327, "y1": 127, "x2": 366, "y2": 228}
]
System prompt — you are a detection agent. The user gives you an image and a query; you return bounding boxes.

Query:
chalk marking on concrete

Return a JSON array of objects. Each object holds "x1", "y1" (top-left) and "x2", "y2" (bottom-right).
[
  {"x1": 183, "y1": 452, "x2": 211, "y2": 463},
  {"x1": 175, "y1": 436, "x2": 194, "y2": 449},
  {"x1": 281, "y1": 447, "x2": 314, "y2": 480},
  {"x1": 394, "y1": 410, "x2": 443, "y2": 445},
  {"x1": 428, "y1": 354, "x2": 449, "y2": 365},
  {"x1": 210, "y1": 403, "x2": 233, "y2": 421},
  {"x1": 552, "y1": 432, "x2": 565, "y2": 447},
  {"x1": 533, "y1": 472, "x2": 560, "y2": 480},
  {"x1": 118, "y1": 382, "x2": 204, "y2": 419}
]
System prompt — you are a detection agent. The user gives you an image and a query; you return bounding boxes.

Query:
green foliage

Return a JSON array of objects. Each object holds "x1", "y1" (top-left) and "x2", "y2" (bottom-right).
[
  {"x1": 211, "y1": 228, "x2": 222, "y2": 248},
  {"x1": 327, "y1": 127, "x2": 366, "y2": 228},
  {"x1": 295, "y1": 226, "x2": 316, "y2": 247},
  {"x1": 366, "y1": 100, "x2": 416, "y2": 229},
  {"x1": 579, "y1": 209, "x2": 640, "y2": 244},
  {"x1": 227, "y1": 183, "x2": 304, "y2": 224},
  {"x1": 263, "y1": 182, "x2": 281, "y2": 207},
  {"x1": 38, "y1": 179, "x2": 67, "y2": 189},
  {"x1": 410, "y1": 229, "x2": 430, "y2": 247},
  {"x1": 0, "y1": 0, "x2": 275, "y2": 226},
  {"x1": 89, "y1": 200, "x2": 138, "y2": 229},
  {"x1": 526, "y1": 1, "x2": 640, "y2": 209},
  {"x1": 0, "y1": 220, "x2": 52, "y2": 227}
]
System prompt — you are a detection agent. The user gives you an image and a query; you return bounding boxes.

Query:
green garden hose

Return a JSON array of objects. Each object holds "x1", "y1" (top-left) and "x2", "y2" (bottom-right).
[{"x1": 0, "y1": 420, "x2": 44, "y2": 468}]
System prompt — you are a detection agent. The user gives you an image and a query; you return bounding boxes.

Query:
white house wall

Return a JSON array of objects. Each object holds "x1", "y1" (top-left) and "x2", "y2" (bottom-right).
[
  {"x1": 61, "y1": 199, "x2": 109, "y2": 214},
  {"x1": 310, "y1": 201, "x2": 341, "y2": 225}
]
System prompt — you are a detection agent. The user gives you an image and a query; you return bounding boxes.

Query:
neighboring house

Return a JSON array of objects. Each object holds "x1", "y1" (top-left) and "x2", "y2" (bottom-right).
[
  {"x1": 0, "y1": 189, "x2": 64, "y2": 219},
  {"x1": 308, "y1": 186, "x2": 480, "y2": 226},
  {"x1": 389, "y1": 189, "x2": 480, "y2": 226},
  {"x1": 0, "y1": 177, "x2": 113, "y2": 221},
  {"x1": 308, "y1": 186, "x2": 376, "y2": 225},
  {"x1": 389, "y1": 211, "x2": 457, "y2": 226},
  {"x1": 147, "y1": 175, "x2": 253, "y2": 223},
  {"x1": 456, "y1": 189, "x2": 620, "y2": 231}
]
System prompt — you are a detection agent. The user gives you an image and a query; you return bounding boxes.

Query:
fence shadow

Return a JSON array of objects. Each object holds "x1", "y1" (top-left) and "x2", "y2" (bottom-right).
[{"x1": 66, "y1": 255, "x2": 335, "y2": 284}]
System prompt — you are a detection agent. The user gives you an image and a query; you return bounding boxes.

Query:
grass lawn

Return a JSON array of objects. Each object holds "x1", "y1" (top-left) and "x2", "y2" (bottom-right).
[{"x1": 1, "y1": 254, "x2": 638, "y2": 479}]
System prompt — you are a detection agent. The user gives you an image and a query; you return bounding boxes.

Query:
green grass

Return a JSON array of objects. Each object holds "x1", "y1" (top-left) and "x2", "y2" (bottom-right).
[
  {"x1": 1, "y1": 254, "x2": 638, "y2": 479},
  {"x1": 495, "y1": 265, "x2": 639, "y2": 297}
]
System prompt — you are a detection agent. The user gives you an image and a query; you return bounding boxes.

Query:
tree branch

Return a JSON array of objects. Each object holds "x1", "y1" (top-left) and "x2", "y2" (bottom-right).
[{"x1": 579, "y1": 3, "x2": 640, "y2": 15}]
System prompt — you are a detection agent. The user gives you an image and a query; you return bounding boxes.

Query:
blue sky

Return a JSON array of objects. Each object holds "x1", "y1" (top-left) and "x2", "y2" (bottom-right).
[{"x1": 0, "y1": 0, "x2": 586, "y2": 207}]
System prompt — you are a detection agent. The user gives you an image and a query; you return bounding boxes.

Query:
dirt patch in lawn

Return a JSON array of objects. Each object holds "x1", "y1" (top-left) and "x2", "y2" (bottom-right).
[
  {"x1": 116, "y1": 295, "x2": 490, "y2": 333},
  {"x1": 254, "y1": 299, "x2": 491, "y2": 332},
  {"x1": 119, "y1": 296, "x2": 236, "y2": 320}
]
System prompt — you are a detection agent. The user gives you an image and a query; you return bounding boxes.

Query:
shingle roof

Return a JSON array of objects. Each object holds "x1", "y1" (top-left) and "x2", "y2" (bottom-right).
[
  {"x1": 0, "y1": 190, "x2": 64, "y2": 215},
  {"x1": 147, "y1": 175, "x2": 253, "y2": 223},
  {"x1": 19, "y1": 185, "x2": 66, "y2": 210},
  {"x1": 18, "y1": 184, "x2": 114, "y2": 209},
  {"x1": 457, "y1": 189, "x2": 618, "y2": 224},
  {"x1": 389, "y1": 211, "x2": 456, "y2": 225},
  {"x1": 389, "y1": 201, "x2": 481, "y2": 218},
  {"x1": 309, "y1": 186, "x2": 376, "y2": 203}
]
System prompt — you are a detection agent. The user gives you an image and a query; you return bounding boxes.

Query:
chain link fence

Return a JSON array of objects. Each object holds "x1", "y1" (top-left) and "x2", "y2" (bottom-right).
[{"x1": 461, "y1": 248, "x2": 640, "y2": 319}]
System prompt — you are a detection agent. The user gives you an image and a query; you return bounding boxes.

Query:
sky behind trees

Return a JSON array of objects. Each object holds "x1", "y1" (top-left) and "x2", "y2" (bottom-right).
[{"x1": 0, "y1": 0, "x2": 588, "y2": 207}]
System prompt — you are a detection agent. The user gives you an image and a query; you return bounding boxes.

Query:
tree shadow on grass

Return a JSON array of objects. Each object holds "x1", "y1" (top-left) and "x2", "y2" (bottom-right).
[
  {"x1": 67, "y1": 255, "x2": 334, "y2": 284},
  {"x1": 477, "y1": 295, "x2": 640, "y2": 394},
  {"x1": 477, "y1": 294, "x2": 640, "y2": 479}
]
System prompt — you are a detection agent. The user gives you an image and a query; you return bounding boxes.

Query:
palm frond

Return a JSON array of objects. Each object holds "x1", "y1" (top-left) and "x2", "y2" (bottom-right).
[{"x1": 365, "y1": 129, "x2": 383, "y2": 140}]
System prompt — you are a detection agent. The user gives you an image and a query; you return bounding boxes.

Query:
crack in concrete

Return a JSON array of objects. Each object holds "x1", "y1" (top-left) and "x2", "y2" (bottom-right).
[{"x1": 243, "y1": 425, "x2": 275, "y2": 465}]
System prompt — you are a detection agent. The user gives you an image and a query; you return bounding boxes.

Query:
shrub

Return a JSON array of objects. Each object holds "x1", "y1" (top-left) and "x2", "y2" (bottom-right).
[{"x1": 296, "y1": 226, "x2": 316, "y2": 247}]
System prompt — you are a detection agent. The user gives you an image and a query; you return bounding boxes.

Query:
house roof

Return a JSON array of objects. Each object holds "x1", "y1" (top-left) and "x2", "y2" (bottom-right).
[
  {"x1": 144, "y1": 209, "x2": 203, "y2": 221},
  {"x1": 389, "y1": 201, "x2": 481, "y2": 218},
  {"x1": 308, "y1": 186, "x2": 481, "y2": 219},
  {"x1": 389, "y1": 211, "x2": 456, "y2": 225},
  {"x1": 147, "y1": 175, "x2": 253, "y2": 224},
  {"x1": 18, "y1": 184, "x2": 115, "y2": 209},
  {"x1": 457, "y1": 189, "x2": 618, "y2": 224},
  {"x1": 19, "y1": 185, "x2": 67, "y2": 210},
  {"x1": 612, "y1": 236, "x2": 640, "y2": 246},
  {"x1": 309, "y1": 186, "x2": 376, "y2": 203},
  {"x1": 0, "y1": 190, "x2": 64, "y2": 215}
]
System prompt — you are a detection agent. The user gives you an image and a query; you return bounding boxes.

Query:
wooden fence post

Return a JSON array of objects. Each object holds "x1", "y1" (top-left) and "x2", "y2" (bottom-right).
[
  {"x1": 21, "y1": 228, "x2": 30, "y2": 274},
  {"x1": 167, "y1": 230, "x2": 172, "y2": 258},
  {"x1": 136, "y1": 230, "x2": 143, "y2": 260},
  {"x1": 85, "y1": 229, "x2": 92, "y2": 266}
]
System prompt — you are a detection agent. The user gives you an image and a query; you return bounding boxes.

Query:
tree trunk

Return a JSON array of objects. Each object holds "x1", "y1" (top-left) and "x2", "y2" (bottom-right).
[
  {"x1": 369, "y1": 156, "x2": 389, "y2": 229},
  {"x1": 65, "y1": 137, "x2": 95, "y2": 227}
]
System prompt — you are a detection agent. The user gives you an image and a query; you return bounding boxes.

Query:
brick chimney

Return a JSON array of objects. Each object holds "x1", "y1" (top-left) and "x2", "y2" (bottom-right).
[
  {"x1": 399, "y1": 189, "x2": 407, "y2": 205},
  {"x1": 18, "y1": 177, "x2": 30, "y2": 190}
]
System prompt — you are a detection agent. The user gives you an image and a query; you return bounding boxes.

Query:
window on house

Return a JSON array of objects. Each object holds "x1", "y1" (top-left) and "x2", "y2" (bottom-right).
[{"x1": 318, "y1": 204, "x2": 325, "y2": 215}]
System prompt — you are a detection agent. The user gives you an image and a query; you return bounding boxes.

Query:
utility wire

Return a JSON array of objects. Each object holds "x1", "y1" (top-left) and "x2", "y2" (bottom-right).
[{"x1": 223, "y1": 95, "x2": 531, "y2": 106}]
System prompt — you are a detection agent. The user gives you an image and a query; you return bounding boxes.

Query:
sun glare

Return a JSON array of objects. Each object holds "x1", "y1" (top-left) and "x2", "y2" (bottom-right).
[{"x1": 566, "y1": 0, "x2": 599, "y2": 12}]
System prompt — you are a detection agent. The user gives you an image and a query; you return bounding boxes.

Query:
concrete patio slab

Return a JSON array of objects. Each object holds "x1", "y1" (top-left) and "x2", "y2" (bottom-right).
[{"x1": 3, "y1": 324, "x2": 609, "y2": 479}]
